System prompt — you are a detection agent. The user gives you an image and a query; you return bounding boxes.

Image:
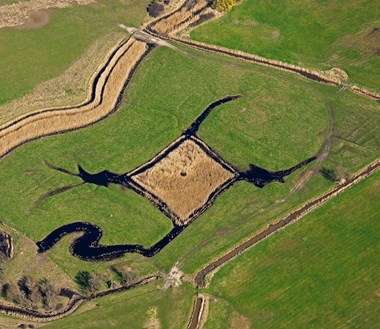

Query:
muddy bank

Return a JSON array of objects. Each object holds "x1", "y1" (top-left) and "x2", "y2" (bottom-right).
[
  {"x1": 187, "y1": 295, "x2": 204, "y2": 329},
  {"x1": 0, "y1": 230, "x2": 13, "y2": 261}
]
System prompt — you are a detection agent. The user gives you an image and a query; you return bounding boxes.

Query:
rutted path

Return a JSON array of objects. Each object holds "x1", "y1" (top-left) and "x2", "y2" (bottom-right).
[{"x1": 186, "y1": 159, "x2": 380, "y2": 328}]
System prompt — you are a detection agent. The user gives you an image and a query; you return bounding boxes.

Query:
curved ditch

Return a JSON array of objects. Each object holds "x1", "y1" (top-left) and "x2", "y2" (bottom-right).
[
  {"x1": 143, "y1": 28, "x2": 380, "y2": 101},
  {"x1": 37, "y1": 222, "x2": 185, "y2": 261},
  {"x1": 0, "y1": 38, "x2": 131, "y2": 132}
]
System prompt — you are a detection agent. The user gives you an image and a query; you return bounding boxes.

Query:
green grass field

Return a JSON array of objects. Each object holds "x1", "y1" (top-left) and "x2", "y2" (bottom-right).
[
  {"x1": 204, "y1": 171, "x2": 380, "y2": 329},
  {"x1": 191, "y1": 0, "x2": 380, "y2": 91},
  {"x1": 0, "y1": 280, "x2": 195, "y2": 329},
  {"x1": 42, "y1": 281, "x2": 195, "y2": 329},
  {"x1": 0, "y1": 0, "x2": 149, "y2": 105},
  {"x1": 0, "y1": 45, "x2": 378, "y2": 281}
]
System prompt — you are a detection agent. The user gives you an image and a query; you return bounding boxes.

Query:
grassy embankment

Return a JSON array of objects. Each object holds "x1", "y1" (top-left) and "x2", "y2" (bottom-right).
[
  {"x1": 191, "y1": 0, "x2": 380, "y2": 91},
  {"x1": 0, "y1": 44, "x2": 378, "y2": 281},
  {"x1": 203, "y1": 171, "x2": 380, "y2": 329},
  {"x1": 0, "y1": 0, "x2": 149, "y2": 114}
]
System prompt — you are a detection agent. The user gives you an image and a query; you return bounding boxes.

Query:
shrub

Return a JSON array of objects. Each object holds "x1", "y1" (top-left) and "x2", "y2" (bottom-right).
[
  {"x1": 320, "y1": 167, "x2": 338, "y2": 182},
  {"x1": 148, "y1": 2, "x2": 165, "y2": 17},
  {"x1": 74, "y1": 271, "x2": 92, "y2": 292},
  {"x1": 212, "y1": 0, "x2": 237, "y2": 12}
]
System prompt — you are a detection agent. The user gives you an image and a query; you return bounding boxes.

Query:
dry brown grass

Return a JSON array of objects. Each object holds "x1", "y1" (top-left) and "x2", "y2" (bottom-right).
[
  {"x1": 132, "y1": 140, "x2": 234, "y2": 225},
  {"x1": 0, "y1": 0, "x2": 95, "y2": 29},
  {"x1": 0, "y1": 33, "x2": 125, "y2": 125},
  {"x1": 0, "y1": 39, "x2": 149, "y2": 158},
  {"x1": 230, "y1": 311, "x2": 251, "y2": 329},
  {"x1": 150, "y1": 0, "x2": 210, "y2": 35}
]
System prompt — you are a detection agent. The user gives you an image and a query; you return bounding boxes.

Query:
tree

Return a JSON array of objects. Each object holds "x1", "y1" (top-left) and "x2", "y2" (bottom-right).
[
  {"x1": 17, "y1": 276, "x2": 33, "y2": 300},
  {"x1": 75, "y1": 271, "x2": 92, "y2": 293},
  {"x1": 37, "y1": 278, "x2": 57, "y2": 310},
  {"x1": 320, "y1": 167, "x2": 338, "y2": 182},
  {"x1": 212, "y1": 0, "x2": 237, "y2": 12},
  {"x1": 89, "y1": 271, "x2": 104, "y2": 292},
  {"x1": 147, "y1": 2, "x2": 165, "y2": 17}
]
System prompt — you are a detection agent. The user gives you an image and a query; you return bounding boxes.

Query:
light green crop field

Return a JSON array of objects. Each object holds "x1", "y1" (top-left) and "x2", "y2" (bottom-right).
[
  {"x1": 0, "y1": 0, "x2": 149, "y2": 105},
  {"x1": 191, "y1": 0, "x2": 380, "y2": 91},
  {"x1": 0, "y1": 45, "x2": 378, "y2": 281},
  {"x1": 203, "y1": 171, "x2": 380, "y2": 329}
]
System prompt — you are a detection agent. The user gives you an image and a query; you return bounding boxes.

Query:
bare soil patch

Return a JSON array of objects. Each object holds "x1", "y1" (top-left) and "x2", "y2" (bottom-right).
[
  {"x1": 0, "y1": 0, "x2": 96, "y2": 29},
  {"x1": 132, "y1": 139, "x2": 234, "y2": 225},
  {"x1": 230, "y1": 311, "x2": 251, "y2": 329},
  {"x1": 144, "y1": 307, "x2": 161, "y2": 329}
]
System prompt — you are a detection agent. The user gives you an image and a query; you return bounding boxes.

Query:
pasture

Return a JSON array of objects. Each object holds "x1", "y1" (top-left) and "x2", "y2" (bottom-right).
[
  {"x1": 0, "y1": 45, "x2": 378, "y2": 280},
  {"x1": 0, "y1": 1, "x2": 379, "y2": 327},
  {"x1": 0, "y1": 0, "x2": 149, "y2": 121},
  {"x1": 204, "y1": 171, "x2": 380, "y2": 328},
  {"x1": 191, "y1": 0, "x2": 380, "y2": 91}
]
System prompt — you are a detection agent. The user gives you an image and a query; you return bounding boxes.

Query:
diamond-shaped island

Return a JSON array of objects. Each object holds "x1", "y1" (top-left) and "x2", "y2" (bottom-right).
[{"x1": 130, "y1": 138, "x2": 235, "y2": 225}]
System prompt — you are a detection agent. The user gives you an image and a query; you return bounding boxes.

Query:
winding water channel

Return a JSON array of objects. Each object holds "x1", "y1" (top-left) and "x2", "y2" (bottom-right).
[{"x1": 37, "y1": 96, "x2": 317, "y2": 261}]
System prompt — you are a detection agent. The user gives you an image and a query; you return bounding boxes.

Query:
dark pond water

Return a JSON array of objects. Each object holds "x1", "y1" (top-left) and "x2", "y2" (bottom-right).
[{"x1": 37, "y1": 222, "x2": 185, "y2": 261}]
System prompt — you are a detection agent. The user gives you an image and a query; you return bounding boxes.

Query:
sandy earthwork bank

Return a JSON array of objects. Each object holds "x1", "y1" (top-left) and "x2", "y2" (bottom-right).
[{"x1": 0, "y1": 38, "x2": 151, "y2": 159}]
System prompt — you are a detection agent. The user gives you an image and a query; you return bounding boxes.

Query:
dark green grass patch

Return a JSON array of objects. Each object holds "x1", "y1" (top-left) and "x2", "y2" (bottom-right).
[
  {"x1": 191, "y1": 0, "x2": 380, "y2": 91},
  {"x1": 204, "y1": 172, "x2": 380, "y2": 329}
]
